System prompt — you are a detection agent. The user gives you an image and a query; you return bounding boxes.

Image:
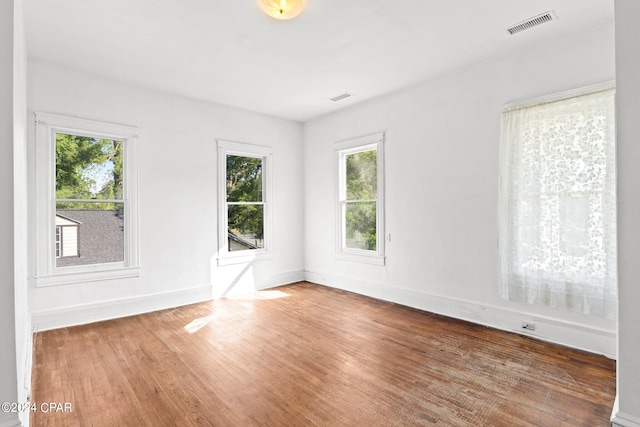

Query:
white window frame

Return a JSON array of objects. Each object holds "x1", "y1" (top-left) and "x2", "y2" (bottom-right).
[
  {"x1": 335, "y1": 132, "x2": 385, "y2": 265},
  {"x1": 34, "y1": 112, "x2": 140, "y2": 286},
  {"x1": 217, "y1": 139, "x2": 273, "y2": 266}
]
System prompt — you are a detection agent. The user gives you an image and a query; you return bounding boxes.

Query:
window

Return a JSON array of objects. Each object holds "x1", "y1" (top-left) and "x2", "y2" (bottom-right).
[
  {"x1": 498, "y1": 84, "x2": 616, "y2": 318},
  {"x1": 336, "y1": 133, "x2": 385, "y2": 265},
  {"x1": 217, "y1": 140, "x2": 272, "y2": 266},
  {"x1": 35, "y1": 113, "x2": 140, "y2": 286}
]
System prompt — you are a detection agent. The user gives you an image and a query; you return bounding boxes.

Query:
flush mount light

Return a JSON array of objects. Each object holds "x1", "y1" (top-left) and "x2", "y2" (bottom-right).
[{"x1": 259, "y1": 0, "x2": 304, "y2": 20}]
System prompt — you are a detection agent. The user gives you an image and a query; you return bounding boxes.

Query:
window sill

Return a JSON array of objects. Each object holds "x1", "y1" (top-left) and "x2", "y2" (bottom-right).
[
  {"x1": 217, "y1": 251, "x2": 274, "y2": 267},
  {"x1": 35, "y1": 266, "x2": 141, "y2": 287},
  {"x1": 336, "y1": 252, "x2": 385, "y2": 266}
]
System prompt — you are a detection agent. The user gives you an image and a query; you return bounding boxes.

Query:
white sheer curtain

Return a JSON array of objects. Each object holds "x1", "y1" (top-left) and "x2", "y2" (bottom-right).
[{"x1": 498, "y1": 86, "x2": 617, "y2": 319}]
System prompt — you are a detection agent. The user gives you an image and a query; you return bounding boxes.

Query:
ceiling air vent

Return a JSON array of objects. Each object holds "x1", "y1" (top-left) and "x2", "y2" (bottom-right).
[
  {"x1": 330, "y1": 93, "x2": 354, "y2": 102},
  {"x1": 506, "y1": 11, "x2": 556, "y2": 35}
]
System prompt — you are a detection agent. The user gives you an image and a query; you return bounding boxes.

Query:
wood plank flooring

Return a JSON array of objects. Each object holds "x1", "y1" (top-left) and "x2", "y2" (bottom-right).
[{"x1": 31, "y1": 282, "x2": 616, "y2": 426}]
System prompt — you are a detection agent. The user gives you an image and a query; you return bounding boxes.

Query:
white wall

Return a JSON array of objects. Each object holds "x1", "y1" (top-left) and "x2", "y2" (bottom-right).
[
  {"x1": 613, "y1": 1, "x2": 640, "y2": 425},
  {"x1": 1, "y1": 1, "x2": 21, "y2": 426},
  {"x1": 28, "y1": 60, "x2": 305, "y2": 330},
  {"x1": 13, "y1": 0, "x2": 31, "y2": 425},
  {"x1": 303, "y1": 22, "x2": 617, "y2": 356}
]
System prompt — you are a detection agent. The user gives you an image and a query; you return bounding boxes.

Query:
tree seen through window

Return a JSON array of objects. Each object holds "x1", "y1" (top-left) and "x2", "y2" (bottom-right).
[
  {"x1": 345, "y1": 149, "x2": 377, "y2": 250},
  {"x1": 226, "y1": 154, "x2": 264, "y2": 251}
]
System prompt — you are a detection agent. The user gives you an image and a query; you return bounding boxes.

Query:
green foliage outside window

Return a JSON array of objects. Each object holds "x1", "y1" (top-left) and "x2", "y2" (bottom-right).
[
  {"x1": 226, "y1": 155, "x2": 264, "y2": 243},
  {"x1": 345, "y1": 150, "x2": 377, "y2": 250},
  {"x1": 55, "y1": 133, "x2": 123, "y2": 210}
]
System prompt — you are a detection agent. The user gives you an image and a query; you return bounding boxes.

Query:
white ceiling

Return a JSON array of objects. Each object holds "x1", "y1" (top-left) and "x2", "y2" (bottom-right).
[{"x1": 24, "y1": 0, "x2": 614, "y2": 122}]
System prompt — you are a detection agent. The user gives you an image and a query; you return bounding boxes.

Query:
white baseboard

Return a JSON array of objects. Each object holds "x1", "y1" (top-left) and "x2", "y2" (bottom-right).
[
  {"x1": 304, "y1": 270, "x2": 616, "y2": 358},
  {"x1": 31, "y1": 284, "x2": 214, "y2": 332},
  {"x1": 612, "y1": 412, "x2": 640, "y2": 426},
  {"x1": 30, "y1": 269, "x2": 306, "y2": 332},
  {"x1": 611, "y1": 396, "x2": 640, "y2": 427},
  {"x1": 213, "y1": 268, "x2": 306, "y2": 298},
  {"x1": 255, "y1": 269, "x2": 306, "y2": 290}
]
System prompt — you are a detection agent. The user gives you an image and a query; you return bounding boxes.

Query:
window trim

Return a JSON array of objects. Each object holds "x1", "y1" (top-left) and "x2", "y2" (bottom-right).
[
  {"x1": 217, "y1": 139, "x2": 273, "y2": 266},
  {"x1": 34, "y1": 112, "x2": 140, "y2": 286},
  {"x1": 335, "y1": 132, "x2": 385, "y2": 265}
]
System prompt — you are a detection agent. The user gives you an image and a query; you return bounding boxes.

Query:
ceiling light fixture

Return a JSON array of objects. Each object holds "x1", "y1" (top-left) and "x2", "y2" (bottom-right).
[{"x1": 259, "y1": 0, "x2": 304, "y2": 20}]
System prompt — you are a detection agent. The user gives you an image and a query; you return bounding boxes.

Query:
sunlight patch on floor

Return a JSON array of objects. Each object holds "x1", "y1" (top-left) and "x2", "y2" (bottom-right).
[
  {"x1": 184, "y1": 315, "x2": 217, "y2": 334},
  {"x1": 185, "y1": 290, "x2": 290, "y2": 333}
]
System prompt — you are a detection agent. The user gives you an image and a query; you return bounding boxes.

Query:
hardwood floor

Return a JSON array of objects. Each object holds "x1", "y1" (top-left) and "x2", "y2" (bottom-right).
[{"x1": 31, "y1": 282, "x2": 616, "y2": 426}]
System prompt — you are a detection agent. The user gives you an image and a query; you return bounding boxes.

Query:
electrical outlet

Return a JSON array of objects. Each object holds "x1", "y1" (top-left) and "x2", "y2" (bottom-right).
[{"x1": 522, "y1": 322, "x2": 535, "y2": 331}]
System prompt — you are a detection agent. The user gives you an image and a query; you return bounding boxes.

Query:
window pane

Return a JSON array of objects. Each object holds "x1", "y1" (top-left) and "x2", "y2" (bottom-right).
[
  {"x1": 346, "y1": 150, "x2": 377, "y2": 200},
  {"x1": 55, "y1": 133, "x2": 123, "y2": 200},
  {"x1": 56, "y1": 203, "x2": 125, "y2": 267},
  {"x1": 226, "y1": 155, "x2": 262, "y2": 202},
  {"x1": 345, "y1": 201, "x2": 376, "y2": 250},
  {"x1": 228, "y1": 204, "x2": 264, "y2": 251}
]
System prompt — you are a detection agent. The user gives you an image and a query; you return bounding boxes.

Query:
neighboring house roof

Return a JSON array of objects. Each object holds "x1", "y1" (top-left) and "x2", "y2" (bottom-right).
[
  {"x1": 228, "y1": 231, "x2": 258, "y2": 250},
  {"x1": 56, "y1": 209, "x2": 124, "y2": 267},
  {"x1": 55, "y1": 214, "x2": 81, "y2": 226}
]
